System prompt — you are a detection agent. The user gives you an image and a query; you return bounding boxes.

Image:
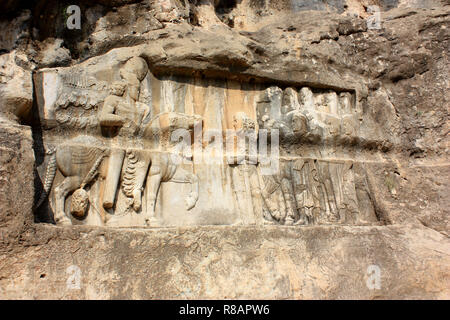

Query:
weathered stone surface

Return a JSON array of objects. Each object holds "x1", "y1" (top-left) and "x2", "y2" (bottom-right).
[
  {"x1": 32, "y1": 49, "x2": 390, "y2": 228},
  {"x1": 0, "y1": 120, "x2": 34, "y2": 245},
  {"x1": 0, "y1": 223, "x2": 448, "y2": 299},
  {"x1": 0, "y1": 0, "x2": 448, "y2": 299},
  {"x1": 0, "y1": 51, "x2": 34, "y2": 121},
  {"x1": 0, "y1": 9, "x2": 31, "y2": 51}
]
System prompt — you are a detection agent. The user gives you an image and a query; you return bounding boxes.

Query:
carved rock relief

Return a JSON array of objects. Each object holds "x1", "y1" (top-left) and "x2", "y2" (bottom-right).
[
  {"x1": 256, "y1": 86, "x2": 364, "y2": 145},
  {"x1": 34, "y1": 54, "x2": 384, "y2": 227},
  {"x1": 257, "y1": 158, "x2": 378, "y2": 226}
]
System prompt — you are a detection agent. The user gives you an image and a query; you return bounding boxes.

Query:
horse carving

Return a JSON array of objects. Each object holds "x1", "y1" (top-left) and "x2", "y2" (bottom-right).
[
  {"x1": 122, "y1": 149, "x2": 199, "y2": 225},
  {"x1": 35, "y1": 136, "x2": 108, "y2": 225}
]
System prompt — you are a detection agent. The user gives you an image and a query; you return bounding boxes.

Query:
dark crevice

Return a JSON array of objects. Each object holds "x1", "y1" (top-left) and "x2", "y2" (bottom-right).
[{"x1": 29, "y1": 72, "x2": 55, "y2": 224}]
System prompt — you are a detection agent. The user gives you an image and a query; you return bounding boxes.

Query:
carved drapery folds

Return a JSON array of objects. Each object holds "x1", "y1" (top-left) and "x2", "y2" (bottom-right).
[
  {"x1": 257, "y1": 158, "x2": 377, "y2": 226},
  {"x1": 34, "y1": 53, "x2": 384, "y2": 227}
]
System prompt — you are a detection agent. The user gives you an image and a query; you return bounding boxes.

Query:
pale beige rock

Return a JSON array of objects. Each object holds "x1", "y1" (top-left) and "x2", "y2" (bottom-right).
[
  {"x1": 0, "y1": 120, "x2": 34, "y2": 244},
  {"x1": 37, "y1": 39, "x2": 71, "y2": 68},
  {"x1": 0, "y1": 223, "x2": 449, "y2": 299},
  {"x1": 0, "y1": 52, "x2": 33, "y2": 121},
  {"x1": 0, "y1": 0, "x2": 449, "y2": 299}
]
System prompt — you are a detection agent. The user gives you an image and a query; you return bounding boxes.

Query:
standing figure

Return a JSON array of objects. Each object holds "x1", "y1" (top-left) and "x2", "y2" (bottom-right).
[
  {"x1": 121, "y1": 112, "x2": 202, "y2": 225},
  {"x1": 98, "y1": 56, "x2": 149, "y2": 210},
  {"x1": 229, "y1": 112, "x2": 265, "y2": 225}
]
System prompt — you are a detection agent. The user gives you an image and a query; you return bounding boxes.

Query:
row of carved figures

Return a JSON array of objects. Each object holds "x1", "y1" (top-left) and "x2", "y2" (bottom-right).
[
  {"x1": 229, "y1": 112, "x2": 373, "y2": 226},
  {"x1": 257, "y1": 86, "x2": 362, "y2": 144},
  {"x1": 36, "y1": 57, "x2": 203, "y2": 226},
  {"x1": 36, "y1": 136, "x2": 374, "y2": 227},
  {"x1": 51, "y1": 56, "x2": 362, "y2": 146},
  {"x1": 36, "y1": 135, "x2": 199, "y2": 226},
  {"x1": 35, "y1": 56, "x2": 375, "y2": 226},
  {"x1": 230, "y1": 158, "x2": 371, "y2": 226}
]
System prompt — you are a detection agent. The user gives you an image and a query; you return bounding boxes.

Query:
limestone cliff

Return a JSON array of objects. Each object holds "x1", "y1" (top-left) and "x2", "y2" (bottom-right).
[{"x1": 0, "y1": 0, "x2": 448, "y2": 299}]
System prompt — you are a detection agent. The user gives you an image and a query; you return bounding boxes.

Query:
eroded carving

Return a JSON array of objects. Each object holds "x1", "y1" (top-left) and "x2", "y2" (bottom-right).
[
  {"x1": 120, "y1": 148, "x2": 199, "y2": 226},
  {"x1": 34, "y1": 54, "x2": 383, "y2": 227},
  {"x1": 255, "y1": 158, "x2": 377, "y2": 226},
  {"x1": 36, "y1": 136, "x2": 108, "y2": 225},
  {"x1": 99, "y1": 57, "x2": 151, "y2": 210},
  {"x1": 257, "y1": 86, "x2": 363, "y2": 144}
]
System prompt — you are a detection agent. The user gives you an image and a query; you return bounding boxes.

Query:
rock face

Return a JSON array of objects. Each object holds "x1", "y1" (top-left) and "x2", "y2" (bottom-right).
[{"x1": 0, "y1": 0, "x2": 449, "y2": 299}]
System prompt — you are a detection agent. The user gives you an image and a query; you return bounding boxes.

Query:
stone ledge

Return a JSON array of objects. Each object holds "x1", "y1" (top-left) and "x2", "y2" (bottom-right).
[{"x1": 1, "y1": 223, "x2": 448, "y2": 299}]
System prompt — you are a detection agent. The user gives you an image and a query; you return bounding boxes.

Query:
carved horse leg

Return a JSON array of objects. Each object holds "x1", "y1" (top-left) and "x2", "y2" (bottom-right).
[
  {"x1": 170, "y1": 166, "x2": 199, "y2": 211},
  {"x1": 54, "y1": 176, "x2": 82, "y2": 225},
  {"x1": 260, "y1": 177, "x2": 282, "y2": 222},
  {"x1": 144, "y1": 165, "x2": 162, "y2": 225},
  {"x1": 131, "y1": 156, "x2": 151, "y2": 212},
  {"x1": 103, "y1": 149, "x2": 125, "y2": 209},
  {"x1": 281, "y1": 178, "x2": 297, "y2": 225}
]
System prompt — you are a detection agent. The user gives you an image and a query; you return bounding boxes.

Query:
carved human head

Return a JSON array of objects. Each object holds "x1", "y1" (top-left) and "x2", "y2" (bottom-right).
[
  {"x1": 119, "y1": 57, "x2": 149, "y2": 101},
  {"x1": 299, "y1": 87, "x2": 314, "y2": 109},
  {"x1": 70, "y1": 188, "x2": 89, "y2": 218},
  {"x1": 110, "y1": 81, "x2": 126, "y2": 96},
  {"x1": 339, "y1": 92, "x2": 353, "y2": 114},
  {"x1": 292, "y1": 112, "x2": 307, "y2": 135}
]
